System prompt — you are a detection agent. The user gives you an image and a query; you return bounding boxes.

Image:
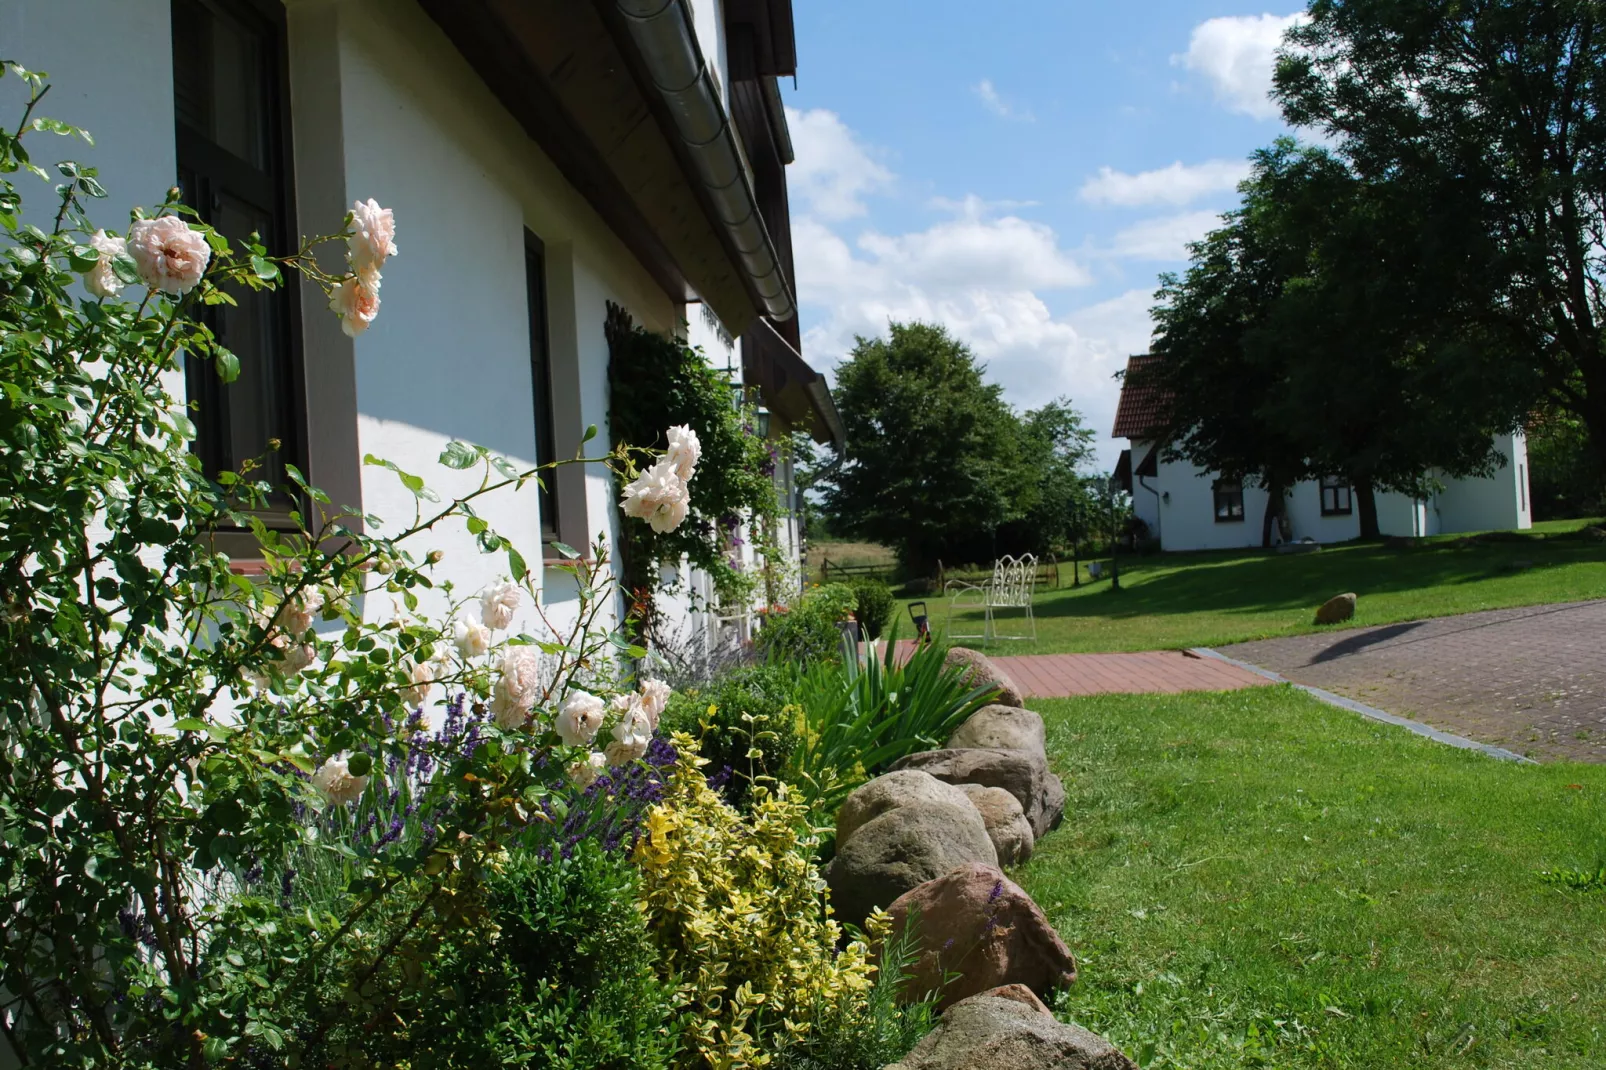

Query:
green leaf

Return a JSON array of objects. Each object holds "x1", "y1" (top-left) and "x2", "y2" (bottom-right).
[
  {"x1": 249, "y1": 254, "x2": 281, "y2": 282},
  {"x1": 111, "y1": 253, "x2": 141, "y2": 285},
  {"x1": 172, "y1": 718, "x2": 206, "y2": 733},
  {"x1": 346, "y1": 752, "x2": 373, "y2": 777},
  {"x1": 582, "y1": 423, "x2": 598, "y2": 442},
  {"x1": 215, "y1": 348, "x2": 240, "y2": 383},
  {"x1": 439, "y1": 441, "x2": 477, "y2": 469},
  {"x1": 507, "y1": 545, "x2": 527, "y2": 581},
  {"x1": 549, "y1": 541, "x2": 580, "y2": 561}
]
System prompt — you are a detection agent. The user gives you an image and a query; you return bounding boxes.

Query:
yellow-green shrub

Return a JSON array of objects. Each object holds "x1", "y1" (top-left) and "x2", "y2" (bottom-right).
[{"x1": 635, "y1": 735, "x2": 886, "y2": 1069}]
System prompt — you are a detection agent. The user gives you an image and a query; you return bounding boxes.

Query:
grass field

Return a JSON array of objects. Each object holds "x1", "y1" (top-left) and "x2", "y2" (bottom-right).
[
  {"x1": 909, "y1": 519, "x2": 1606, "y2": 654},
  {"x1": 1022, "y1": 688, "x2": 1606, "y2": 1069}
]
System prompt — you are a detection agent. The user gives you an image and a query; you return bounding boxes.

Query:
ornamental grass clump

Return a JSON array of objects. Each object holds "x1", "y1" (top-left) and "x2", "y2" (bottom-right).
[{"x1": 634, "y1": 735, "x2": 887, "y2": 1069}]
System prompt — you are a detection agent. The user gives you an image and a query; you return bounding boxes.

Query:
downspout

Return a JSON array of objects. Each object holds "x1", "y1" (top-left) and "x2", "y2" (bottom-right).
[{"x1": 613, "y1": 0, "x2": 796, "y2": 321}]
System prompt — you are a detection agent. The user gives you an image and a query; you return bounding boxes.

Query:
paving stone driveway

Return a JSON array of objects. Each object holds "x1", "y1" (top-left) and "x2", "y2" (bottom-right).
[{"x1": 1220, "y1": 600, "x2": 1606, "y2": 763}]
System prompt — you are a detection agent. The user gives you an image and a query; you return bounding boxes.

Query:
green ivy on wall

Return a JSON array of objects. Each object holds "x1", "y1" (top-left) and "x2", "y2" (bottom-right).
[{"x1": 605, "y1": 302, "x2": 778, "y2": 635}]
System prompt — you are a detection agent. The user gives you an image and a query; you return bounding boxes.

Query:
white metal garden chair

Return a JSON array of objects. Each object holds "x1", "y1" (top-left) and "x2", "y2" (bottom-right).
[{"x1": 944, "y1": 553, "x2": 1038, "y2": 643}]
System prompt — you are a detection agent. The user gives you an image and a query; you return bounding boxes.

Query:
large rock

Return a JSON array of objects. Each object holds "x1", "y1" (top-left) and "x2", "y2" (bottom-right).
[
  {"x1": 885, "y1": 863, "x2": 1077, "y2": 1012},
  {"x1": 837, "y1": 770, "x2": 977, "y2": 849},
  {"x1": 891, "y1": 748, "x2": 1064, "y2": 838},
  {"x1": 1314, "y1": 592, "x2": 1357, "y2": 625},
  {"x1": 944, "y1": 648, "x2": 1026, "y2": 708},
  {"x1": 827, "y1": 802, "x2": 997, "y2": 926},
  {"x1": 884, "y1": 992, "x2": 1138, "y2": 1070},
  {"x1": 958, "y1": 783, "x2": 1034, "y2": 865},
  {"x1": 947, "y1": 704, "x2": 1046, "y2": 753}
]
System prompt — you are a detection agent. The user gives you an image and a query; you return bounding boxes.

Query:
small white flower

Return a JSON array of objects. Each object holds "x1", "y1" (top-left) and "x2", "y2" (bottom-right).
[
  {"x1": 328, "y1": 275, "x2": 380, "y2": 338},
  {"x1": 665, "y1": 425, "x2": 701, "y2": 482},
  {"x1": 83, "y1": 229, "x2": 128, "y2": 298},
  {"x1": 555, "y1": 689, "x2": 606, "y2": 747},
  {"x1": 637, "y1": 678, "x2": 671, "y2": 730},
  {"x1": 453, "y1": 618, "x2": 492, "y2": 659},
  {"x1": 480, "y1": 581, "x2": 522, "y2": 631},
  {"x1": 567, "y1": 751, "x2": 607, "y2": 789},
  {"x1": 311, "y1": 754, "x2": 368, "y2": 807},
  {"x1": 619, "y1": 459, "x2": 690, "y2": 534}
]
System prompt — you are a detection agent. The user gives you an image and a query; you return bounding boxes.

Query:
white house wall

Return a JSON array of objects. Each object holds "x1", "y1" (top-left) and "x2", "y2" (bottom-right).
[{"x1": 1436, "y1": 432, "x2": 1532, "y2": 533}]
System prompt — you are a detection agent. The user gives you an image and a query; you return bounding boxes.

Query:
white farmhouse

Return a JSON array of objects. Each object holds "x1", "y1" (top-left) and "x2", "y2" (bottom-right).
[
  {"x1": 1, "y1": 0, "x2": 839, "y2": 643},
  {"x1": 1111, "y1": 355, "x2": 1533, "y2": 552}
]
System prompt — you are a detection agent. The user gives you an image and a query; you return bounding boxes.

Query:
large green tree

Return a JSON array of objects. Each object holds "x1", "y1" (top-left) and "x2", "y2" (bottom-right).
[
  {"x1": 1277, "y1": 0, "x2": 1606, "y2": 489},
  {"x1": 1152, "y1": 139, "x2": 1526, "y2": 537},
  {"x1": 824, "y1": 322, "x2": 1028, "y2": 570}
]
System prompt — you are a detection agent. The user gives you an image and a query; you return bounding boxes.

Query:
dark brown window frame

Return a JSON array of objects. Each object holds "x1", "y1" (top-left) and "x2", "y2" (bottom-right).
[
  {"x1": 1213, "y1": 478, "x2": 1245, "y2": 523},
  {"x1": 524, "y1": 229, "x2": 560, "y2": 541},
  {"x1": 173, "y1": 0, "x2": 307, "y2": 530},
  {"x1": 1319, "y1": 474, "x2": 1353, "y2": 517}
]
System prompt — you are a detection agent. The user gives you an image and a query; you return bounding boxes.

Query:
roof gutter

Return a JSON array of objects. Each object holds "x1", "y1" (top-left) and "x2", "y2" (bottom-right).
[{"x1": 613, "y1": 0, "x2": 796, "y2": 322}]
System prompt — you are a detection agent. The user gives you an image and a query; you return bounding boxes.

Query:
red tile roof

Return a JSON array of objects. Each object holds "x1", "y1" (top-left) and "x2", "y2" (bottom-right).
[{"x1": 1111, "y1": 354, "x2": 1171, "y2": 440}]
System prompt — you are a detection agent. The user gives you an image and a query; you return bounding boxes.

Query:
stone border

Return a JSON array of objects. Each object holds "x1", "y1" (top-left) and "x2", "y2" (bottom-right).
[{"x1": 1190, "y1": 647, "x2": 1537, "y2": 765}]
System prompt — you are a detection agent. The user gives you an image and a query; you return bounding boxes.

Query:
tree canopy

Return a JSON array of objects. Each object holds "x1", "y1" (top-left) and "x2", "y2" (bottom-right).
[{"x1": 820, "y1": 322, "x2": 1095, "y2": 570}]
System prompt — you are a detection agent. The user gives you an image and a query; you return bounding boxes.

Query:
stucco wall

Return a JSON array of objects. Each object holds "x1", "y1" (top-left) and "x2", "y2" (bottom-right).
[{"x1": 1436, "y1": 432, "x2": 1532, "y2": 534}]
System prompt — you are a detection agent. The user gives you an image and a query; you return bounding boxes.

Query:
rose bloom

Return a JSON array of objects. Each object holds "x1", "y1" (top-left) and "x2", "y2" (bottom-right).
[
  {"x1": 638, "y1": 678, "x2": 671, "y2": 722},
  {"x1": 277, "y1": 588, "x2": 323, "y2": 638},
  {"x1": 494, "y1": 646, "x2": 543, "y2": 714},
  {"x1": 311, "y1": 754, "x2": 369, "y2": 807},
  {"x1": 399, "y1": 657, "x2": 436, "y2": 708},
  {"x1": 664, "y1": 425, "x2": 701, "y2": 482},
  {"x1": 83, "y1": 229, "x2": 129, "y2": 298},
  {"x1": 348, "y1": 198, "x2": 398, "y2": 284},
  {"x1": 328, "y1": 275, "x2": 380, "y2": 338},
  {"x1": 610, "y1": 704, "x2": 652, "y2": 763},
  {"x1": 128, "y1": 216, "x2": 211, "y2": 295},
  {"x1": 481, "y1": 581, "x2": 521, "y2": 631},
  {"x1": 604, "y1": 738, "x2": 647, "y2": 766},
  {"x1": 555, "y1": 689, "x2": 606, "y2": 747},
  {"x1": 453, "y1": 618, "x2": 492, "y2": 659},
  {"x1": 567, "y1": 751, "x2": 607, "y2": 789},
  {"x1": 619, "y1": 459, "x2": 689, "y2": 534},
  {"x1": 489, "y1": 690, "x2": 526, "y2": 731}
]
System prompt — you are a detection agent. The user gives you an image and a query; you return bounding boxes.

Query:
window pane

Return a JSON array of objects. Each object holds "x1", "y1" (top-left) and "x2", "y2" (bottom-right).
[
  {"x1": 173, "y1": 0, "x2": 269, "y2": 169},
  {"x1": 526, "y1": 239, "x2": 558, "y2": 537}
]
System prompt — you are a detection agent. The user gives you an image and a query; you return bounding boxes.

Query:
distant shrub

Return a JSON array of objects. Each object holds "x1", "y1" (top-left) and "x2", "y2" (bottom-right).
[
  {"x1": 659, "y1": 664, "x2": 800, "y2": 809},
  {"x1": 849, "y1": 578, "x2": 896, "y2": 640},
  {"x1": 756, "y1": 583, "x2": 857, "y2": 665}
]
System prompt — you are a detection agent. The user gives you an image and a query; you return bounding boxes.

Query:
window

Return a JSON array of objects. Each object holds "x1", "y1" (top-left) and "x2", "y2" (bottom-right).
[
  {"x1": 1320, "y1": 474, "x2": 1353, "y2": 516},
  {"x1": 1213, "y1": 478, "x2": 1245, "y2": 523},
  {"x1": 172, "y1": 0, "x2": 301, "y2": 501},
  {"x1": 1519, "y1": 464, "x2": 1527, "y2": 512},
  {"x1": 524, "y1": 231, "x2": 559, "y2": 539}
]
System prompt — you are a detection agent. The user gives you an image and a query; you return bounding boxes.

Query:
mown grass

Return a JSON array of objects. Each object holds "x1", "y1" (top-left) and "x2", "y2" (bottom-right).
[
  {"x1": 1020, "y1": 688, "x2": 1606, "y2": 1068},
  {"x1": 911, "y1": 519, "x2": 1606, "y2": 654}
]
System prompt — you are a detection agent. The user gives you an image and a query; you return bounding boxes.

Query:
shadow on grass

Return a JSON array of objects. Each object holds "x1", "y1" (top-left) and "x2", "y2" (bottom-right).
[{"x1": 1028, "y1": 537, "x2": 1605, "y2": 624}]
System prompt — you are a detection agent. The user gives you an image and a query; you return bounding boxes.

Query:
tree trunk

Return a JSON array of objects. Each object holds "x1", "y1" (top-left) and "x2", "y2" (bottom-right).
[
  {"x1": 1355, "y1": 474, "x2": 1381, "y2": 539},
  {"x1": 1260, "y1": 479, "x2": 1288, "y2": 549}
]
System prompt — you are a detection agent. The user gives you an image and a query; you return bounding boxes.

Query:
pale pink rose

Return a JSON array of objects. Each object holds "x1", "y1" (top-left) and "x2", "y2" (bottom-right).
[
  {"x1": 665, "y1": 425, "x2": 701, "y2": 482},
  {"x1": 637, "y1": 678, "x2": 671, "y2": 730},
  {"x1": 489, "y1": 690, "x2": 526, "y2": 731},
  {"x1": 568, "y1": 751, "x2": 607, "y2": 788},
  {"x1": 399, "y1": 657, "x2": 436, "y2": 708},
  {"x1": 277, "y1": 640, "x2": 316, "y2": 677},
  {"x1": 348, "y1": 198, "x2": 397, "y2": 283},
  {"x1": 555, "y1": 689, "x2": 606, "y2": 747},
  {"x1": 128, "y1": 216, "x2": 211, "y2": 295},
  {"x1": 619, "y1": 459, "x2": 689, "y2": 533},
  {"x1": 328, "y1": 275, "x2": 380, "y2": 338},
  {"x1": 83, "y1": 229, "x2": 129, "y2": 298},
  {"x1": 613, "y1": 704, "x2": 652, "y2": 751},
  {"x1": 493, "y1": 646, "x2": 543, "y2": 716},
  {"x1": 453, "y1": 618, "x2": 492, "y2": 659},
  {"x1": 276, "y1": 588, "x2": 324, "y2": 638},
  {"x1": 481, "y1": 582, "x2": 522, "y2": 631},
  {"x1": 604, "y1": 738, "x2": 647, "y2": 766},
  {"x1": 311, "y1": 754, "x2": 368, "y2": 807}
]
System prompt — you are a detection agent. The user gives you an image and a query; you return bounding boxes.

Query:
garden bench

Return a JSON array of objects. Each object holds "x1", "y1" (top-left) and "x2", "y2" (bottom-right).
[{"x1": 944, "y1": 553, "x2": 1038, "y2": 643}]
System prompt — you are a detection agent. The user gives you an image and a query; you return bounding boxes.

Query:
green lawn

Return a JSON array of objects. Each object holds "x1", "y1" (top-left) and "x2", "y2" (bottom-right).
[
  {"x1": 1021, "y1": 689, "x2": 1606, "y2": 1069},
  {"x1": 910, "y1": 520, "x2": 1606, "y2": 654}
]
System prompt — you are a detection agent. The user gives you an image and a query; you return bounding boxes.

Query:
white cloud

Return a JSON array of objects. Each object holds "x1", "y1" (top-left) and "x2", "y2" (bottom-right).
[
  {"x1": 973, "y1": 78, "x2": 1035, "y2": 122},
  {"x1": 1105, "y1": 210, "x2": 1223, "y2": 262},
  {"x1": 785, "y1": 106, "x2": 894, "y2": 221},
  {"x1": 1174, "y1": 12, "x2": 1305, "y2": 120},
  {"x1": 1079, "y1": 159, "x2": 1251, "y2": 208}
]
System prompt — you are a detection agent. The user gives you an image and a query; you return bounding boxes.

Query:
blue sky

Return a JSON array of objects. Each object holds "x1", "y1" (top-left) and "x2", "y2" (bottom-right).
[{"x1": 780, "y1": 4, "x2": 1304, "y2": 467}]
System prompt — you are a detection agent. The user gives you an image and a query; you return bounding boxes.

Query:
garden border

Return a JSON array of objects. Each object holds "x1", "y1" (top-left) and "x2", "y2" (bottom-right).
[{"x1": 1190, "y1": 647, "x2": 1537, "y2": 765}]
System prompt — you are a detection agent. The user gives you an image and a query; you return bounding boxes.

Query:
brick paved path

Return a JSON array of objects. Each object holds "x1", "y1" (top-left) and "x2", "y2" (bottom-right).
[
  {"x1": 1220, "y1": 600, "x2": 1606, "y2": 763},
  {"x1": 989, "y1": 650, "x2": 1271, "y2": 697}
]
